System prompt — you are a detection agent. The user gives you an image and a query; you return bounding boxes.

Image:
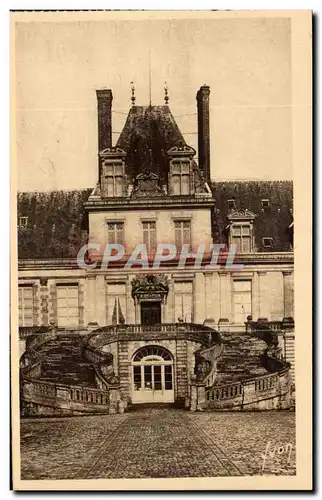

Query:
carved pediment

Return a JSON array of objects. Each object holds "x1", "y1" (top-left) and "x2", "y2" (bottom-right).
[
  {"x1": 167, "y1": 145, "x2": 196, "y2": 158},
  {"x1": 131, "y1": 171, "x2": 164, "y2": 198},
  {"x1": 131, "y1": 274, "x2": 170, "y2": 301},
  {"x1": 99, "y1": 147, "x2": 127, "y2": 159},
  {"x1": 227, "y1": 209, "x2": 257, "y2": 221}
]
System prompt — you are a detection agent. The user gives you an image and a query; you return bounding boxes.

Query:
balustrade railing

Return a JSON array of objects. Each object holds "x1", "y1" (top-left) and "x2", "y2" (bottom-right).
[
  {"x1": 23, "y1": 378, "x2": 112, "y2": 407},
  {"x1": 207, "y1": 382, "x2": 243, "y2": 402},
  {"x1": 88, "y1": 323, "x2": 216, "y2": 350},
  {"x1": 206, "y1": 367, "x2": 288, "y2": 404},
  {"x1": 245, "y1": 318, "x2": 295, "y2": 333}
]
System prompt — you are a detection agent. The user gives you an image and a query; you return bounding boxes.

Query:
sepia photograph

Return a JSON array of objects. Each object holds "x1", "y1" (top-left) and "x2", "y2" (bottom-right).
[{"x1": 11, "y1": 10, "x2": 312, "y2": 491}]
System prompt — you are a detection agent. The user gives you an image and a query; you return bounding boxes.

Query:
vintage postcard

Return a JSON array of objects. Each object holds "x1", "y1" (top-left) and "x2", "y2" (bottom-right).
[{"x1": 11, "y1": 10, "x2": 312, "y2": 491}]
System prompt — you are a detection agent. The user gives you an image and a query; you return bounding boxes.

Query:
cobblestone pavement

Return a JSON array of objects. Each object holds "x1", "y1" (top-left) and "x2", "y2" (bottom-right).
[{"x1": 20, "y1": 408, "x2": 296, "y2": 480}]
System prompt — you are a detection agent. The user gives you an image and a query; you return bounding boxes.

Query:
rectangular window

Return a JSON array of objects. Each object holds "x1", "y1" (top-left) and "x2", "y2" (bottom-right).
[
  {"x1": 174, "y1": 281, "x2": 193, "y2": 323},
  {"x1": 174, "y1": 220, "x2": 191, "y2": 249},
  {"x1": 107, "y1": 222, "x2": 124, "y2": 245},
  {"x1": 104, "y1": 162, "x2": 123, "y2": 197},
  {"x1": 262, "y1": 237, "x2": 273, "y2": 248},
  {"x1": 171, "y1": 161, "x2": 190, "y2": 195},
  {"x1": 142, "y1": 221, "x2": 156, "y2": 252},
  {"x1": 18, "y1": 216, "x2": 28, "y2": 228},
  {"x1": 227, "y1": 199, "x2": 236, "y2": 210},
  {"x1": 56, "y1": 285, "x2": 79, "y2": 327},
  {"x1": 233, "y1": 280, "x2": 252, "y2": 324},
  {"x1": 232, "y1": 224, "x2": 251, "y2": 253},
  {"x1": 18, "y1": 286, "x2": 34, "y2": 326},
  {"x1": 164, "y1": 365, "x2": 173, "y2": 390},
  {"x1": 106, "y1": 283, "x2": 126, "y2": 325}
]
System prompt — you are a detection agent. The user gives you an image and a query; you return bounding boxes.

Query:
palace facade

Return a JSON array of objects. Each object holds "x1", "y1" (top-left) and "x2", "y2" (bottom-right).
[{"x1": 18, "y1": 86, "x2": 295, "y2": 415}]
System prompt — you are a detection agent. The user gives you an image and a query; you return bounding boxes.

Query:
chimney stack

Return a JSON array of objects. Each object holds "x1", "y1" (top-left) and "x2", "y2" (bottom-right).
[
  {"x1": 196, "y1": 85, "x2": 211, "y2": 183},
  {"x1": 96, "y1": 89, "x2": 113, "y2": 152}
]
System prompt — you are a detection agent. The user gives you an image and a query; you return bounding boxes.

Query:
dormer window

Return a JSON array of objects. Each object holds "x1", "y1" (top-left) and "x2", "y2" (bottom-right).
[
  {"x1": 231, "y1": 224, "x2": 252, "y2": 253},
  {"x1": 170, "y1": 160, "x2": 191, "y2": 195},
  {"x1": 227, "y1": 199, "x2": 236, "y2": 210},
  {"x1": 262, "y1": 237, "x2": 273, "y2": 248},
  {"x1": 261, "y1": 199, "x2": 270, "y2": 209},
  {"x1": 227, "y1": 209, "x2": 256, "y2": 254},
  {"x1": 99, "y1": 148, "x2": 126, "y2": 198},
  {"x1": 167, "y1": 146, "x2": 196, "y2": 197},
  {"x1": 18, "y1": 216, "x2": 28, "y2": 228},
  {"x1": 103, "y1": 162, "x2": 124, "y2": 197}
]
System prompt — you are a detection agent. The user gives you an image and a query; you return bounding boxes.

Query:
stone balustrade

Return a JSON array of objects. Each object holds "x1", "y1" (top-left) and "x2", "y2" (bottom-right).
[
  {"x1": 87, "y1": 323, "x2": 217, "y2": 351},
  {"x1": 245, "y1": 318, "x2": 295, "y2": 333},
  {"x1": 21, "y1": 377, "x2": 121, "y2": 416},
  {"x1": 203, "y1": 368, "x2": 291, "y2": 411}
]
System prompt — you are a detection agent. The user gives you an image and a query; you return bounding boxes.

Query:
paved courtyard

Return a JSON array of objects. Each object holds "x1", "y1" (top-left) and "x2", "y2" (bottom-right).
[{"x1": 20, "y1": 407, "x2": 296, "y2": 480}]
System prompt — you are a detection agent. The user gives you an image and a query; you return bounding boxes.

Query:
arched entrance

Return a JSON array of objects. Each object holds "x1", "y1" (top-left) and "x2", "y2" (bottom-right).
[{"x1": 131, "y1": 345, "x2": 174, "y2": 404}]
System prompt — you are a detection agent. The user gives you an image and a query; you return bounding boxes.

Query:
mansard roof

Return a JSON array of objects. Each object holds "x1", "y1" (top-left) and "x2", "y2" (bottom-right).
[
  {"x1": 116, "y1": 105, "x2": 188, "y2": 184},
  {"x1": 17, "y1": 190, "x2": 91, "y2": 259},
  {"x1": 17, "y1": 181, "x2": 293, "y2": 259},
  {"x1": 211, "y1": 180, "x2": 293, "y2": 252}
]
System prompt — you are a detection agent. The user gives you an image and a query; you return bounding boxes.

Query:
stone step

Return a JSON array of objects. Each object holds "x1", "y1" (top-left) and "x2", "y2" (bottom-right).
[{"x1": 214, "y1": 333, "x2": 269, "y2": 384}]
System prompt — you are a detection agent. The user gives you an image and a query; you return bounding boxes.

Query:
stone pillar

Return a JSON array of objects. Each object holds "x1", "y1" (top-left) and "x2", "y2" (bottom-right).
[
  {"x1": 40, "y1": 278, "x2": 49, "y2": 326},
  {"x1": 189, "y1": 378, "x2": 206, "y2": 411},
  {"x1": 190, "y1": 381, "x2": 197, "y2": 411},
  {"x1": 284, "y1": 331, "x2": 295, "y2": 384},
  {"x1": 134, "y1": 299, "x2": 140, "y2": 325},
  {"x1": 118, "y1": 341, "x2": 130, "y2": 404},
  {"x1": 252, "y1": 272, "x2": 259, "y2": 321},
  {"x1": 165, "y1": 277, "x2": 174, "y2": 323},
  {"x1": 204, "y1": 272, "x2": 214, "y2": 321},
  {"x1": 126, "y1": 276, "x2": 136, "y2": 324},
  {"x1": 108, "y1": 388, "x2": 118, "y2": 414},
  {"x1": 175, "y1": 339, "x2": 188, "y2": 402},
  {"x1": 96, "y1": 275, "x2": 106, "y2": 326},
  {"x1": 48, "y1": 281, "x2": 57, "y2": 326},
  {"x1": 86, "y1": 276, "x2": 97, "y2": 326},
  {"x1": 78, "y1": 281, "x2": 85, "y2": 328},
  {"x1": 283, "y1": 271, "x2": 294, "y2": 319},
  {"x1": 211, "y1": 272, "x2": 220, "y2": 325},
  {"x1": 194, "y1": 273, "x2": 205, "y2": 323},
  {"x1": 219, "y1": 271, "x2": 231, "y2": 322},
  {"x1": 258, "y1": 271, "x2": 270, "y2": 320}
]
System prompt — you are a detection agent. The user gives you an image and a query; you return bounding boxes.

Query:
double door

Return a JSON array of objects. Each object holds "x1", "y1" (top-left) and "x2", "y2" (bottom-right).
[{"x1": 132, "y1": 362, "x2": 174, "y2": 403}]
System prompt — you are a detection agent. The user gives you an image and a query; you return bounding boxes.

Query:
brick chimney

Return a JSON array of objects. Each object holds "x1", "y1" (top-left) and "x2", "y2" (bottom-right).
[
  {"x1": 196, "y1": 85, "x2": 211, "y2": 183},
  {"x1": 96, "y1": 89, "x2": 113, "y2": 152}
]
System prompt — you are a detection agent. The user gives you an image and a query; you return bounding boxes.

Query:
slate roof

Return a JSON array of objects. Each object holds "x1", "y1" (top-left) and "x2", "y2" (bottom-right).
[
  {"x1": 17, "y1": 181, "x2": 293, "y2": 259},
  {"x1": 211, "y1": 181, "x2": 293, "y2": 252},
  {"x1": 116, "y1": 106, "x2": 188, "y2": 184},
  {"x1": 17, "y1": 190, "x2": 91, "y2": 259}
]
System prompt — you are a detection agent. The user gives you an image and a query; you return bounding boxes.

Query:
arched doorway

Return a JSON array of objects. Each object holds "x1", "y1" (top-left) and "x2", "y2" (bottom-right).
[{"x1": 131, "y1": 345, "x2": 174, "y2": 404}]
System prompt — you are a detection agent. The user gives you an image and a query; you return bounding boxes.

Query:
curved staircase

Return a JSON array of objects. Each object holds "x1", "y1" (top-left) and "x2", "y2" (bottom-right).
[
  {"x1": 202, "y1": 332, "x2": 293, "y2": 411},
  {"x1": 20, "y1": 325, "x2": 293, "y2": 416},
  {"x1": 20, "y1": 332, "x2": 122, "y2": 417}
]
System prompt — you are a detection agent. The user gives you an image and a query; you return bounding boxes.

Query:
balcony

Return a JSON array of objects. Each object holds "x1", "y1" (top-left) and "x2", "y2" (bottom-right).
[
  {"x1": 245, "y1": 317, "x2": 294, "y2": 334},
  {"x1": 88, "y1": 322, "x2": 220, "y2": 350}
]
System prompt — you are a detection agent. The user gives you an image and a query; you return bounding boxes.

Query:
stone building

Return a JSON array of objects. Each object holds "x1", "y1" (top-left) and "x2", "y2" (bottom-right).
[{"x1": 18, "y1": 85, "x2": 295, "y2": 414}]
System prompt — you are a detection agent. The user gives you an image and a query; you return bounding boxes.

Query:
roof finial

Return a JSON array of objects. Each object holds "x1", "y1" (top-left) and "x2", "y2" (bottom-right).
[
  {"x1": 164, "y1": 82, "x2": 169, "y2": 105},
  {"x1": 130, "y1": 81, "x2": 136, "y2": 106}
]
